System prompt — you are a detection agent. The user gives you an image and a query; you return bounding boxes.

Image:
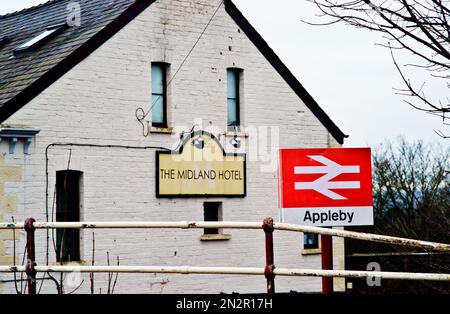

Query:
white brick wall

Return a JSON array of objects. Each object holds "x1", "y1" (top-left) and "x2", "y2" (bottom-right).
[{"x1": 0, "y1": 0, "x2": 344, "y2": 294}]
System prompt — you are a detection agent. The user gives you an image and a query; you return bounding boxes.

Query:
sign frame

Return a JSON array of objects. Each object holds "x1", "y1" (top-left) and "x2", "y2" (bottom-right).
[
  {"x1": 278, "y1": 147, "x2": 373, "y2": 227},
  {"x1": 156, "y1": 130, "x2": 247, "y2": 198}
]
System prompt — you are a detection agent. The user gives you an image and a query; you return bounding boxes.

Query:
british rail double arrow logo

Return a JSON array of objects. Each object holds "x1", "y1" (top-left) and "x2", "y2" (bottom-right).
[{"x1": 294, "y1": 155, "x2": 361, "y2": 200}]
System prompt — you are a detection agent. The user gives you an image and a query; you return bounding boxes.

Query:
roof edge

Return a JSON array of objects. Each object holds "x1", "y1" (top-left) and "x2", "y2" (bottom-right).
[
  {"x1": 1, "y1": 0, "x2": 347, "y2": 145},
  {"x1": 0, "y1": 0, "x2": 156, "y2": 123},
  {"x1": 225, "y1": 0, "x2": 347, "y2": 144}
]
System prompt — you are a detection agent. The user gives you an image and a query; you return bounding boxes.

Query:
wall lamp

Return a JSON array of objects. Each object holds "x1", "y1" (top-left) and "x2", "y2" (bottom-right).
[
  {"x1": 230, "y1": 125, "x2": 241, "y2": 148},
  {"x1": 192, "y1": 136, "x2": 205, "y2": 149},
  {"x1": 179, "y1": 124, "x2": 205, "y2": 150},
  {"x1": 230, "y1": 135, "x2": 241, "y2": 148},
  {"x1": 178, "y1": 124, "x2": 242, "y2": 150}
]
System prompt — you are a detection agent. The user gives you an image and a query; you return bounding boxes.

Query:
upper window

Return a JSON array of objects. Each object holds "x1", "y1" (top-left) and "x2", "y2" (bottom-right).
[
  {"x1": 14, "y1": 24, "x2": 66, "y2": 55},
  {"x1": 151, "y1": 63, "x2": 168, "y2": 128},
  {"x1": 227, "y1": 68, "x2": 242, "y2": 130}
]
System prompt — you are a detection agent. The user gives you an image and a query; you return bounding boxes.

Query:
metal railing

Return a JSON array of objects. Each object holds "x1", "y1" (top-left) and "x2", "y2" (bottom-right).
[{"x1": 1, "y1": 217, "x2": 450, "y2": 294}]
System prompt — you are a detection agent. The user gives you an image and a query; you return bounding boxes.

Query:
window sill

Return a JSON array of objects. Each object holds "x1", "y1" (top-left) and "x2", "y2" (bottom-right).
[
  {"x1": 222, "y1": 131, "x2": 249, "y2": 138},
  {"x1": 149, "y1": 126, "x2": 173, "y2": 134},
  {"x1": 301, "y1": 248, "x2": 321, "y2": 255},
  {"x1": 200, "y1": 234, "x2": 232, "y2": 241}
]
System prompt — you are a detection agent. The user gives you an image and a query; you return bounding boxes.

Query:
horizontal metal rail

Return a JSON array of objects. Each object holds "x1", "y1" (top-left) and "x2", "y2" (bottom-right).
[
  {"x1": 1, "y1": 265, "x2": 449, "y2": 282},
  {"x1": 1, "y1": 220, "x2": 449, "y2": 252},
  {"x1": 2, "y1": 218, "x2": 450, "y2": 294},
  {"x1": 0, "y1": 221, "x2": 262, "y2": 229},
  {"x1": 275, "y1": 223, "x2": 450, "y2": 252}
]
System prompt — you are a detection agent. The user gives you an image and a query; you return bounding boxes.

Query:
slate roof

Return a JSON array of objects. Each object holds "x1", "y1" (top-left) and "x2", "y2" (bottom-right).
[
  {"x1": 0, "y1": 0, "x2": 154, "y2": 122},
  {"x1": 0, "y1": 0, "x2": 347, "y2": 143}
]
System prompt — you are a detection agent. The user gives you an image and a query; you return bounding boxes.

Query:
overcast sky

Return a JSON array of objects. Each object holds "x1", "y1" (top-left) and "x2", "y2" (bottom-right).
[{"x1": 1, "y1": 0, "x2": 448, "y2": 148}]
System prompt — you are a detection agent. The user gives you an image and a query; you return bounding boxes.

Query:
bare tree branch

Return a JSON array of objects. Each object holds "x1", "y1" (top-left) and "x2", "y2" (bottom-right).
[{"x1": 309, "y1": 0, "x2": 450, "y2": 130}]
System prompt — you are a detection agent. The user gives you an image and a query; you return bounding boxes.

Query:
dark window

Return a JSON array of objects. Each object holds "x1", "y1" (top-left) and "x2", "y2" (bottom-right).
[
  {"x1": 203, "y1": 202, "x2": 223, "y2": 235},
  {"x1": 14, "y1": 24, "x2": 67, "y2": 55},
  {"x1": 227, "y1": 68, "x2": 241, "y2": 129},
  {"x1": 56, "y1": 170, "x2": 82, "y2": 262},
  {"x1": 304, "y1": 233, "x2": 319, "y2": 249},
  {"x1": 151, "y1": 63, "x2": 168, "y2": 127}
]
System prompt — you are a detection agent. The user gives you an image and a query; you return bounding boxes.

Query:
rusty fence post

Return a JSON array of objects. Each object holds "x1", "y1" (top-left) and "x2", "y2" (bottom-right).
[
  {"x1": 263, "y1": 217, "x2": 275, "y2": 294},
  {"x1": 24, "y1": 217, "x2": 37, "y2": 295},
  {"x1": 321, "y1": 234, "x2": 334, "y2": 294}
]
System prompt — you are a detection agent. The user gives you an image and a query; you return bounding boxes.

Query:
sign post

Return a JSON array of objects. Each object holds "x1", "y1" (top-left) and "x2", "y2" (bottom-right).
[
  {"x1": 321, "y1": 234, "x2": 333, "y2": 294},
  {"x1": 278, "y1": 148, "x2": 373, "y2": 294}
]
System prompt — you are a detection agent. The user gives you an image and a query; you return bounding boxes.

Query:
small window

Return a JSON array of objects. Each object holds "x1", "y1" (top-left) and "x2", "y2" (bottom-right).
[
  {"x1": 227, "y1": 68, "x2": 242, "y2": 130},
  {"x1": 56, "y1": 170, "x2": 82, "y2": 262},
  {"x1": 304, "y1": 233, "x2": 319, "y2": 249},
  {"x1": 14, "y1": 24, "x2": 66, "y2": 55},
  {"x1": 151, "y1": 63, "x2": 168, "y2": 128},
  {"x1": 203, "y1": 202, "x2": 223, "y2": 235}
]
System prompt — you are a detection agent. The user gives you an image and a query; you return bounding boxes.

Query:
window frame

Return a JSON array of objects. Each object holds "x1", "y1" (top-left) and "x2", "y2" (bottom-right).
[
  {"x1": 303, "y1": 232, "x2": 320, "y2": 250},
  {"x1": 227, "y1": 68, "x2": 242, "y2": 130},
  {"x1": 55, "y1": 170, "x2": 82, "y2": 263},
  {"x1": 151, "y1": 62, "x2": 168, "y2": 128},
  {"x1": 203, "y1": 202, "x2": 223, "y2": 235},
  {"x1": 13, "y1": 24, "x2": 67, "y2": 55}
]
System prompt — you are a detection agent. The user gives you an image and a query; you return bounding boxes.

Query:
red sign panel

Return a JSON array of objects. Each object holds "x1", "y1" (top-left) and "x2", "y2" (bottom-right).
[{"x1": 278, "y1": 148, "x2": 373, "y2": 226}]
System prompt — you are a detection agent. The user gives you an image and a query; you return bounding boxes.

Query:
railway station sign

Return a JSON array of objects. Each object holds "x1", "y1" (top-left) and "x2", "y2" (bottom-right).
[{"x1": 279, "y1": 148, "x2": 373, "y2": 226}]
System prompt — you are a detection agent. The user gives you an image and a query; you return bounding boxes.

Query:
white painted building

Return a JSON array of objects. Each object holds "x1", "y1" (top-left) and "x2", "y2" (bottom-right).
[{"x1": 0, "y1": 0, "x2": 347, "y2": 294}]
